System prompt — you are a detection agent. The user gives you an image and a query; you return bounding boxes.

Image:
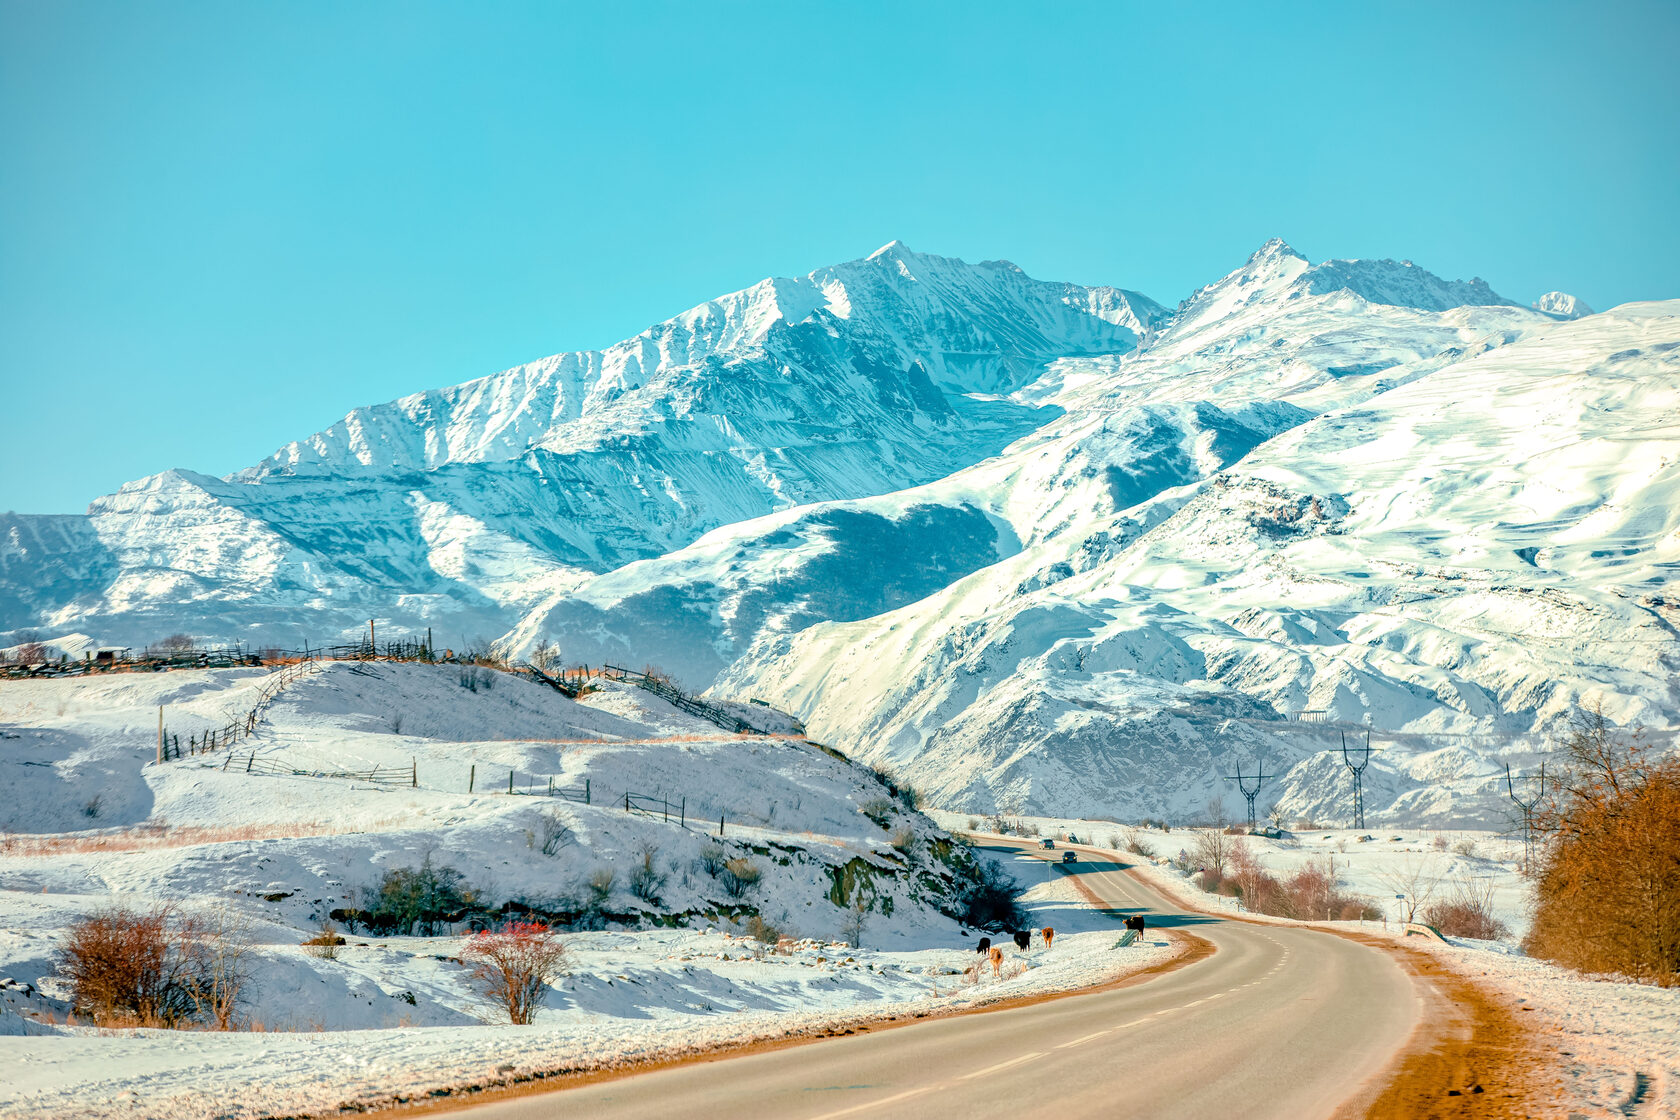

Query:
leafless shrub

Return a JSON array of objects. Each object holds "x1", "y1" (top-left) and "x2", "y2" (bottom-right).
[
  {"x1": 1425, "y1": 877, "x2": 1509, "y2": 941},
  {"x1": 539, "y1": 810, "x2": 573, "y2": 857},
  {"x1": 461, "y1": 921, "x2": 567, "y2": 1024},
  {"x1": 889, "y1": 826, "x2": 917, "y2": 855},
  {"x1": 303, "y1": 917, "x2": 343, "y2": 960},
  {"x1": 1123, "y1": 829, "x2": 1156, "y2": 859},
  {"x1": 697, "y1": 841, "x2": 728, "y2": 878},
  {"x1": 860, "y1": 797, "x2": 896, "y2": 829},
  {"x1": 628, "y1": 844, "x2": 666, "y2": 904},
  {"x1": 745, "y1": 913, "x2": 782, "y2": 945},
  {"x1": 719, "y1": 857, "x2": 761, "y2": 899}
]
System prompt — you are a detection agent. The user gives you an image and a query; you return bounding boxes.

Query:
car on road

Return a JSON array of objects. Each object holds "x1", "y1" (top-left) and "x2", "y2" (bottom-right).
[
  {"x1": 1040, "y1": 838, "x2": 1055, "y2": 849},
  {"x1": 1062, "y1": 851, "x2": 1077, "y2": 864}
]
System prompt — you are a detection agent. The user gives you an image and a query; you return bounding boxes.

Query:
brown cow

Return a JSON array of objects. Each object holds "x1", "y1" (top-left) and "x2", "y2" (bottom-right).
[
  {"x1": 1041, "y1": 926, "x2": 1055, "y2": 949},
  {"x1": 987, "y1": 945, "x2": 1003, "y2": 977}
]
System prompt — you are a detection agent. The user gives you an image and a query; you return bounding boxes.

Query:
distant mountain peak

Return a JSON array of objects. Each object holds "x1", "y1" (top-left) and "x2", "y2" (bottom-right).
[
  {"x1": 867, "y1": 239, "x2": 914, "y2": 260},
  {"x1": 1301, "y1": 256, "x2": 1518, "y2": 311},
  {"x1": 1534, "y1": 291, "x2": 1594, "y2": 319},
  {"x1": 1248, "y1": 237, "x2": 1305, "y2": 263}
]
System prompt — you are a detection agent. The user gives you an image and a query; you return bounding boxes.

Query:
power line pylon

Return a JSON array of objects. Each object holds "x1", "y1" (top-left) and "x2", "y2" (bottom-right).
[
  {"x1": 1505, "y1": 762, "x2": 1547, "y2": 874},
  {"x1": 1222, "y1": 759, "x2": 1269, "y2": 834},
  {"x1": 1340, "y1": 730, "x2": 1372, "y2": 831}
]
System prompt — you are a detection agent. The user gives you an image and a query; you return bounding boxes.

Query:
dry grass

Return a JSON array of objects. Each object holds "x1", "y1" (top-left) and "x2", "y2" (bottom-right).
[{"x1": 0, "y1": 818, "x2": 404, "y2": 857}]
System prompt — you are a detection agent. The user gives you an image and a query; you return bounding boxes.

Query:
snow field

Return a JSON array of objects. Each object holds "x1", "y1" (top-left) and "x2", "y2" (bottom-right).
[{"x1": 0, "y1": 663, "x2": 1177, "y2": 1118}]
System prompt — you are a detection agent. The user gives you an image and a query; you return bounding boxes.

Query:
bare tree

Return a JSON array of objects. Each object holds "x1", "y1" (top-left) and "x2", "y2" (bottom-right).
[
  {"x1": 1372, "y1": 857, "x2": 1445, "y2": 924},
  {"x1": 189, "y1": 907, "x2": 255, "y2": 1030},
  {"x1": 840, "y1": 894, "x2": 870, "y2": 949},
  {"x1": 1192, "y1": 828, "x2": 1232, "y2": 878}
]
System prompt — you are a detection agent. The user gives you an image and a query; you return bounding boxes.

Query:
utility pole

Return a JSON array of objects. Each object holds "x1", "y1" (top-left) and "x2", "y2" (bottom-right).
[
  {"x1": 1505, "y1": 762, "x2": 1546, "y2": 874},
  {"x1": 1222, "y1": 758, "x2": 1269, "y2": 834},
  {"x1": 1340, "y1": 730, "x2": 1372, "y2": 831}
]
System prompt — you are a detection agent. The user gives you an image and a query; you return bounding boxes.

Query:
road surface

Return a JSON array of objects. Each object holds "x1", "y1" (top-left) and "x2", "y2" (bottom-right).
[{"x1": 441, "y1": 842, "x2": 1419, "y2": 1120}]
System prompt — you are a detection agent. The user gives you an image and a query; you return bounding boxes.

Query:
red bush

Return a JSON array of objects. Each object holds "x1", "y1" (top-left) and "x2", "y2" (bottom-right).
[{"x1": 461, "y1": 921, "x2": 567, "y2": 1025}]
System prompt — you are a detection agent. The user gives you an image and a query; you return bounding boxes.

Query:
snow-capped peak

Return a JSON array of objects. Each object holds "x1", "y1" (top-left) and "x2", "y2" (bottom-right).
[
  {"x1": 1247, "y1": 236, "x2": 1307, "y2": 264},
  {"x1": 1534, "y1": 291, "x2": 1594, "y2": 319}
]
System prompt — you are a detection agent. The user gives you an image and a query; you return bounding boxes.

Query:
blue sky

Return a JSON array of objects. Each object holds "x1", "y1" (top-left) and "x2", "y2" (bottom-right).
[{"x1": 3, "y1": 0, "x2": 1677, "y2": 513}]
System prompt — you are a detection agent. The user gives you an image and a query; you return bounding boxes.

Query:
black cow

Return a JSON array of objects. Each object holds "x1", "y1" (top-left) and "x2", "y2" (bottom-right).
[
  {"x1": 975, "y1": 936, "x2": 992, "y2": 955},
  {"x1": 1012, "y1": 929, "x2": 1031, "y2": 951},
  {"x1": 1124, "y1": 914, "x2": 1147, "y2": 933}
]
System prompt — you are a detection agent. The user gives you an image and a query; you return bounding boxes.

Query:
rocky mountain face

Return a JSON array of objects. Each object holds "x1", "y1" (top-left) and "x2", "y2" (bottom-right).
[
  {"x1": 3, "y1": 243, "x2": 1164, "y2": 646},
  {"x1": 7, "y1": 240, "x2": 1675, "y2": 825}
]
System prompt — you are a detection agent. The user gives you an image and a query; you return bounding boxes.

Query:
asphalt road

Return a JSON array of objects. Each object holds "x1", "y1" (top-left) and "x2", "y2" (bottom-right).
[{"x1": 443, "y1": 843, "x2": 1419, "y2": 1120}]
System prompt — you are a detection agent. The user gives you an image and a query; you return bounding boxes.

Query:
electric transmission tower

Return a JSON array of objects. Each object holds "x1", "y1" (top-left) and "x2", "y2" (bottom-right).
[
  {"x1": 1505, "y1": 762, "x2": 1547, "y2": 874},
  {"x1": 1222, "y1": 758, "x2": 1270, "y2": 834},
  {"x1": 1340, "y1": 730, "x2": 1372, "y2": 831}
]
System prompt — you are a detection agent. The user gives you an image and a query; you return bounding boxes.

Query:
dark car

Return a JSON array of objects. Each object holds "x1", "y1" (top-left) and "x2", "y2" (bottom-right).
[{"x1": 1062, "y1": 851, "x2": 1077, "y2": 864}]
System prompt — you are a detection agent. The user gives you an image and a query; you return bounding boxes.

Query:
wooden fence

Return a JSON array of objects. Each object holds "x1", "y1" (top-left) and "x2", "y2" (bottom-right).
[
  {"x1": 601, "y1": 664, "x2": 772, "y2": 735},
  {"x1": 224, "y1": 750, "x2": 414, "y2": 786},
  {"x1": 158, "y1": 659, "x2": 322, "y2": 762}
]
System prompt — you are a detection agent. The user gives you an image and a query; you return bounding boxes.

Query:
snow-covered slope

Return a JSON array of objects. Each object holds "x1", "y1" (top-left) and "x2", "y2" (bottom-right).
[
  {"x1": 7, "y1": 238, "x2": 1673, "y2": 828},
  {"x1": 3, "y1": 244, "x2": 1165, "y2": 648},
  {"x1": 716, "y1": 301, "x2": 1680, "y2": 824}
]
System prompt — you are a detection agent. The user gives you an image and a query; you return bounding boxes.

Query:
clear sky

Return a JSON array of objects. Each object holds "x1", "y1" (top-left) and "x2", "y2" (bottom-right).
[{"x1": 3, "y1": 0, "x2": 1677, "y2": 513}]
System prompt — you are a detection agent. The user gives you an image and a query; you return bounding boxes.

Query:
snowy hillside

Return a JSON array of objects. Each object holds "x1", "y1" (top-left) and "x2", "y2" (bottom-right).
[
  {"x1": 718, "y1": 301, "x2": 1680, "y2": 824},
  {"x1": 0, "y1": 664, "x2": 1178, "y2": 1117},
  {"x1": 0, "y1": 662, "x2": 978, "y2": 943},
  {"x1": 5, "y1": 238, "x2": 1675, "y2": 827}
]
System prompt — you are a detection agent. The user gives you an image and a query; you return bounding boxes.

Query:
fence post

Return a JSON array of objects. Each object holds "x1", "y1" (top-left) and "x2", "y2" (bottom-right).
[
  {"x1": 509, "y1": 770, "x2": 515, "y2": 794},
  {"x1": 719, "y1": 812, "x2": 725, "y2": 837},
  {"x1": 157, "y1": 706, "x2": 163, "y2": 765},
  {"x1": 221, "y1": 751, "x2": 231, "y2": 771},
  {"x1": 681, "y1": 797, "x2": 685, "y2": 828},
  {"x1": 469, "y1": 764, "x2": 475, "y2": 793},
  {"x1": 412, "y1": 758, "x2": 417, "y2": 788},
  {"x1": 663, "y1": 796, "x2": 668, "y2": 823},
  {"x1": 246, "y1": 752, "x2": 254, "y2": 773},
  {"x1": 173, "y1": 734, "x2": 180, "y2": 760},
  {"x1": 585, "y1": 778, "x2": 590, "y2": 805},
  {"x1": 548, "y1": 776, "x2": 554, "y2": 797}
]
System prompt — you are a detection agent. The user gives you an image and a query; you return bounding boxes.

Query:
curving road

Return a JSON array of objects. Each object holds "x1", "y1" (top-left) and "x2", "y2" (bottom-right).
[{"x1": 442, "y1": 842, "x2": 1420, "y2": 1120}]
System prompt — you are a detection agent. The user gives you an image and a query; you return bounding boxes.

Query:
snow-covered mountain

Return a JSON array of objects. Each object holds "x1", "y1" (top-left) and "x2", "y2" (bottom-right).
[
  {"x1": 717, "y1": 301, "x2": 1680, "y2": 825},
  {"x1": 7, "y1": 239, "x2": 1675, "y2": 825},
  {"x1": 2, "y1": 243, "x2": 1165, "y2": 646}
]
